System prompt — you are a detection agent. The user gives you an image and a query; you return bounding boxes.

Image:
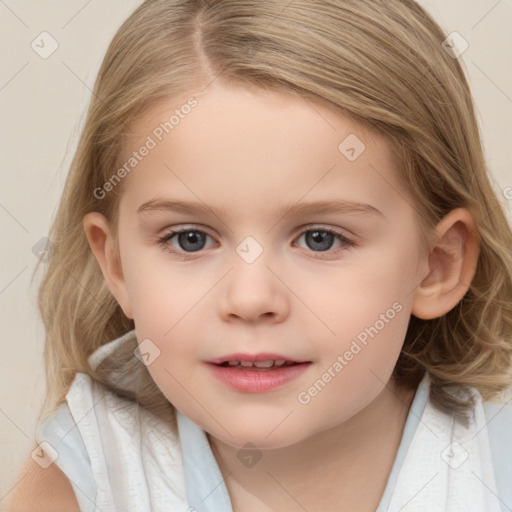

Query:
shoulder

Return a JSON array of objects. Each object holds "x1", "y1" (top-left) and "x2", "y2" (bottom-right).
[{"x1": 3, "y1": 450, "x2": 80, "y2": 512}]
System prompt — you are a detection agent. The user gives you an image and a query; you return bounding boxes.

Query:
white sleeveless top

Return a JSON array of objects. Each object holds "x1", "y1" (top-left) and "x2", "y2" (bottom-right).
[{"x1": 36, "y1": 330, "x2": 512, "y2": 511}]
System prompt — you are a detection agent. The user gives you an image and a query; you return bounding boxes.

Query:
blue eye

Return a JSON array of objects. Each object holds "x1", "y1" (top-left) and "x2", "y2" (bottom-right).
[
  {"x1": 159, "y1": 229, "x2": 212, "y2": 253},
  {"x1": 301, "y1": 230, "x2": 336, "y2": 251},
  {"x1": 293, "y1": 227, "x2": 355, "y2": 255},
  {"x1": 157, "y1": 226, "x2": 355, "y2": 258}
]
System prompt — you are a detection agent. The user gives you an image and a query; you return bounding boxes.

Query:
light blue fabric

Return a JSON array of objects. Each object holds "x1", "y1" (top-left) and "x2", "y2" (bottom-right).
[
  {"x1": 375, "y1": 376, "x2": 429, "y2": 510},
  {"x1": 483, "y1": 400, "x2": 512, "y2": 512},
  {"x1": 176, "y1": 376, "x2": 429, "y2": 511},
  {"x1": 177, "y1": 411, "x2": 234, "y2": 511},
  {"x1": 36, "y1": 404, "x2": 97, "y2": 512},
  {"x1": 176, "y1": 379, "x2": 512, "y2": 511},
  {"x1": 36, "y1": 377, "x2": 511, "y2": 511}
]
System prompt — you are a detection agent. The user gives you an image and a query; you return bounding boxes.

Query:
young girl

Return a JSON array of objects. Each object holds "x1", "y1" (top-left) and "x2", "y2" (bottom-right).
[{"x1": 6, "y1": 0, "x2": 512, "y2": 511}]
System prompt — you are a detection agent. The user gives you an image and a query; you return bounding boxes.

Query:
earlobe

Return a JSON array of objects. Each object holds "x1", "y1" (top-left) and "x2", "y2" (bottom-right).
[
  {"x1": 411, "y1": 208, "x2": 480, "y2": 320},
  {"x1": 83, "y1": 212, "x2": 134, "y2": 319}
]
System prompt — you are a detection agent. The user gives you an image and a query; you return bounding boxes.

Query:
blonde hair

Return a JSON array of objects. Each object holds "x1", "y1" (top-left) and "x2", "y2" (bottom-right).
[{"x1": 34, "y1": 0, "x2": 512, "y2": 422}]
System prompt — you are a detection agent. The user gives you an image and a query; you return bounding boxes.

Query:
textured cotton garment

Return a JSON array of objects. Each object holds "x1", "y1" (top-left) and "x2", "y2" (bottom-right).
[{"x1": 36, "y1": 329, "x2": 512, "y2": 511}]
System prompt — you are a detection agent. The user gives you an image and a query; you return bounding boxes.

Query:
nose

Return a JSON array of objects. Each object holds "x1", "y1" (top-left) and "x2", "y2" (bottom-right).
[{"x1": 217, "y1": 258, "x2": 290, "y2": 324}]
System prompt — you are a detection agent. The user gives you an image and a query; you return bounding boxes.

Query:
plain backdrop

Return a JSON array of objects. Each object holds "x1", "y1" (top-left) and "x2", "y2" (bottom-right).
[{"x1": 1, "y1": 0, "x2": 511, "y2": 500}]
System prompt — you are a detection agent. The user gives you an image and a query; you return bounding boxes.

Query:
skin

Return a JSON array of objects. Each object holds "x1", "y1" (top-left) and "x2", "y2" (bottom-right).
[{"x1": 84, "y1": 82, "x2": 479, "y2": 511}]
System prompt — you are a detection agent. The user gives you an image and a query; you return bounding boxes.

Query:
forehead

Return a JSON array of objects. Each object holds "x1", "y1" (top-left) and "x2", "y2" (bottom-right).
[{"x1": 115, "y1": 83, "x2": 406, "y2": 221}]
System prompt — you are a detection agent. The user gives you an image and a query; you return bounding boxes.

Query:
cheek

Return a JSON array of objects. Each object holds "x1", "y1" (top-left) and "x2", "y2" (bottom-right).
[
  {"x1": 290, "y1": 239, "x2": 417, "y2": 426},
  {"x1": 118, "y1": 243, "x2": 211, "y2": 385},
  {"x1": 120, "y1": 238, "x2": 209, "y2": 329},
  {"x1": 296, "y1": 231, "x2": 418, "y2": 347},
  {"x1": 116, "y1": 214, "x2": 421, "y2": 443},
  {"x1": 295, "y1": 305, "x2": 409, "y2": 436}
]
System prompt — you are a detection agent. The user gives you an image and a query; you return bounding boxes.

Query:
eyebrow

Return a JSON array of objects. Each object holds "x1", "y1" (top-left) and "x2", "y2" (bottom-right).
[{"x1": 137, "y1": 197, "x2": 384, "y2": 221}]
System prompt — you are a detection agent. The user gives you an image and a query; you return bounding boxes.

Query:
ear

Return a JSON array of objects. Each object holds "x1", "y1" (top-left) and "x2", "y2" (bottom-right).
[
  {"x1": 83, "y1": 212, "x2": 134, "y2": 319},
  {"x1": 411, "y1": 207, "x2": 480, "y2": 320}
]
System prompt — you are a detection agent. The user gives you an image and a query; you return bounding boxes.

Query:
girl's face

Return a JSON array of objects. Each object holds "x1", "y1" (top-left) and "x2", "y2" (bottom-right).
[{"x1": 106, "y1": 83, "x2": 430, "y2": 448}]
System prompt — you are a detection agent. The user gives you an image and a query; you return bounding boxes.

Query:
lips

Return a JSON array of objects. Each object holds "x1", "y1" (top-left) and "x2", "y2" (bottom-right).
[
  {"x1": 220, "y1": 359, "x2": 296, "y2": 370},
  {"x1": 205, "y1": 352, "x2": 311, "y2": 392},
  {"x1": 207, "y1": 352, "x2": 307, "y2": 366}
]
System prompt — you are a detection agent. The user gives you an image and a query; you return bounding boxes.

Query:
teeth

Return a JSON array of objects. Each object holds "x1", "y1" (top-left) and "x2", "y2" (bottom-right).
[
  {"x1": 224, "y1": 359, "x2": 293, "y2": 368},
  {"x1": 253, "y1": 360, "x2": 274, "y2": 368}
]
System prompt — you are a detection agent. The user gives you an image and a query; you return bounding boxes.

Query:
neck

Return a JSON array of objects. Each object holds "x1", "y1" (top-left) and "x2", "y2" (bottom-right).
[{"x1": 208, "y1": 379, "x2": 417, "y2": 512}]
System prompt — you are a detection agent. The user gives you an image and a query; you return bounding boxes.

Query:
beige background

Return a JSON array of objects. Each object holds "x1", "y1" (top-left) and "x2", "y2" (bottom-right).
[{"x1": 1, "y1": 0, "x2": 511, "y2": 501}]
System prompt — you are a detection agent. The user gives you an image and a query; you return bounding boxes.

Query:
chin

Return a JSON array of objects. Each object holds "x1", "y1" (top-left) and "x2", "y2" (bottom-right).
[{"x1": 206, "y1": 419, "x2": 310, "y2": 450}]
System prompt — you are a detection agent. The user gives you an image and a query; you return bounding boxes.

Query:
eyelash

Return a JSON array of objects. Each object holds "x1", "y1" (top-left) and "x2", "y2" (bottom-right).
[{"x1": 156, "y1": 226, "x2": 356, "y2": 260}]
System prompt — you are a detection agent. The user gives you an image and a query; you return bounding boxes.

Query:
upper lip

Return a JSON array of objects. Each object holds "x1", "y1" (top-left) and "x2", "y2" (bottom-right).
[{"x1": 206, "y1": 353, "x2": 309, "y2": 364}]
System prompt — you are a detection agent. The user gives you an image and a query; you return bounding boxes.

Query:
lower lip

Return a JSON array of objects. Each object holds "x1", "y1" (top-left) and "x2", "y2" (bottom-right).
[{"x1": 205, "y1": 362, "x2": 311, "y2": 393}]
